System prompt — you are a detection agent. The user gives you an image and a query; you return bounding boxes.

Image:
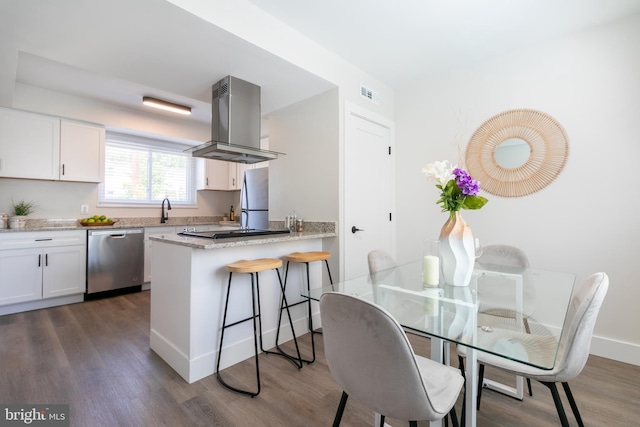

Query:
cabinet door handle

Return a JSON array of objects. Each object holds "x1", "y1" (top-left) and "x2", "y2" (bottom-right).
[
  {"x1": 206, "y1": 177, "x2": 209, "y2": 186},
  {"x1": 38, "y1": 254, "x2": 41, "y2": 267},
  {"x1": 45, "y1": 254, "x2": 48, "y2": 266},
  {"x1": 62, "y1": 164, "x2": 65, "y2": 175}
]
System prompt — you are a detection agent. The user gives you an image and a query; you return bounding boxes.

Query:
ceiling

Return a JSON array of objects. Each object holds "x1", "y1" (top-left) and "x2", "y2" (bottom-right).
[
  {"x1": 248, "y1": 0, "x2": 640, "y2": 90},
  {"x1": 0, "y1": 0, "x2": 336, "y2": 124},
  {"x1": 2, "y1": 0, "x2": 640, "y2": 125}
]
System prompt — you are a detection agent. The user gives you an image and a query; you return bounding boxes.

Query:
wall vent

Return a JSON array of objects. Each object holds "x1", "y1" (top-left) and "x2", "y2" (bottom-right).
[{"x1": 360, "y1": 85, "x2": 380, "y2": 104}]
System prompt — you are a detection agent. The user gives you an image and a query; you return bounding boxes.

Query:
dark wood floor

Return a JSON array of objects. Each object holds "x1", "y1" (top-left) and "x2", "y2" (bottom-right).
[{"x1": 1, "y1": 290, "x2": 638, "y2": 426}]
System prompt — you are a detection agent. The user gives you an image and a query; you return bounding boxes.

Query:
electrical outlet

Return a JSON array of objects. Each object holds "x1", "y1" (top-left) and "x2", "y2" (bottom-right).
[{"x1": 81, "y1": 205, "x2": 89, "y2": 214}]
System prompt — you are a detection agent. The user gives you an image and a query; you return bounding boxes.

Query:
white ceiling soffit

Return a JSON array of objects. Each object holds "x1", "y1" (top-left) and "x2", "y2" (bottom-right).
[
  {"x1": 1, "y1": 0, "x2": 335, "y2": 122},
  {"x1": 248, "y1": 0, "x2": 640, "y2": 90}
]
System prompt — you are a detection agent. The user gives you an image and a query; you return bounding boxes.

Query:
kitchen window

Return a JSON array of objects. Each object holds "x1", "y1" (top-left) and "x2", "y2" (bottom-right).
[{"x1": 99, "y1": 131, "x2": 197, "y2": 207}]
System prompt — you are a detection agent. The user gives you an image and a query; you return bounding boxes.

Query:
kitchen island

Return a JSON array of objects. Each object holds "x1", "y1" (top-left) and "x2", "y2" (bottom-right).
[{"x1": 148, "y1": 225, "x2": 337, "y2": 383}]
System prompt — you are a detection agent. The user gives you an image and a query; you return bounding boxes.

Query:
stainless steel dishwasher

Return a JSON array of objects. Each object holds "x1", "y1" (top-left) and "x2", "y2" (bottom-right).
[{"x1": 87, "y1": 228, "x2": 144, "y2": 295}]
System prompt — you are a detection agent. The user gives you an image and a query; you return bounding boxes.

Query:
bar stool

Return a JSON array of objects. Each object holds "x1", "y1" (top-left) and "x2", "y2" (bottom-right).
[
  {"x1": 276, "y1": 251, "x2": 334, "y2": 364},
  {"x1": 216, "y1": 258, "x2": 303, "y2": 397}
]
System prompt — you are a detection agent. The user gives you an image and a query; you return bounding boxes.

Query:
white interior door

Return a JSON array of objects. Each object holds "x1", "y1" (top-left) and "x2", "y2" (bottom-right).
[{"x1": 344, "y1": 104, "x2": 394, "y2": 279}]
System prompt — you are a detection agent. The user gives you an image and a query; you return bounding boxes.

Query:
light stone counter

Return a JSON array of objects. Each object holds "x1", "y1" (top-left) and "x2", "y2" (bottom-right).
[
  {"x1": 0, "y1": 216, "x2": 231, "y2": 232},
  {"x1": 149, "y1": 229, "x2": 336, "y2": 249}
]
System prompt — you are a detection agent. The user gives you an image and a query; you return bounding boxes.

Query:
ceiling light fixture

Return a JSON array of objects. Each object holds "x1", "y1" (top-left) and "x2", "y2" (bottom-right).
[{"x1": 142, "y1": 96, "x2": 191, "y2": 115}]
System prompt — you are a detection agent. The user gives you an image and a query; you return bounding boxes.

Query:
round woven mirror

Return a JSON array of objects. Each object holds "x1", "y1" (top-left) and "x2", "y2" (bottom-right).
[{"x1": 465, "y1": 109, "x2": 569, "y2": 197}]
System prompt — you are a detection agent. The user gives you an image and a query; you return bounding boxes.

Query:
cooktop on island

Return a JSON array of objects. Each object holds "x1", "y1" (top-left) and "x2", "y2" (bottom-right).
[{"x1": 178, "y1": 229, "x2": 290, "y2": 239}]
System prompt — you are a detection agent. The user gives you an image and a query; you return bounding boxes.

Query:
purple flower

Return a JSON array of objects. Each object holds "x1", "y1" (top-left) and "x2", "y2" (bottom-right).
[{"x1": 453, "y1": 168, "x2": 480, "y2": 196}]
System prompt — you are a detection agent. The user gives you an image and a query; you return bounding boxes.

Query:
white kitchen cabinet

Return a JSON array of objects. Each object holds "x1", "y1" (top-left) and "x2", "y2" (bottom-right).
[
  {"x1": 42, "y1": 244, "x2": 87, "y2": 298},
  {"x1": 144, "y1": 226, "x2": 177, "y2": 283},
  {"x1": 60, "y1": 119, "x2": 105, "y2": 183},
  {"x1": 0, "y1": 108, "x2": 105, "y2": 183},
  {"x1": 0, "y1": 248, "x2": 43, "y2": 305},
  {"x1": 198, "y1": 159, "x2": 232, "y2": 190},
  {"x1": 0, "y1": 107, "x2": 60, "y2": 180},
  {"x1": 198, "y1": 159, "x2": 251, "y2": 191},
  {"x1": 229, "y1": 163, "x2": 251, "y2": 190},
  {"x1": 0, "y1": 230, "x2": 86, "y2": 307}
]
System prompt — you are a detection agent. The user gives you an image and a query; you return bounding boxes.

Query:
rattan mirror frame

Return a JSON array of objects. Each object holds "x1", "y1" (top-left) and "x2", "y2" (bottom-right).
[{"x1": 465, "y1": 109, "x2": 569, "y2": 197}]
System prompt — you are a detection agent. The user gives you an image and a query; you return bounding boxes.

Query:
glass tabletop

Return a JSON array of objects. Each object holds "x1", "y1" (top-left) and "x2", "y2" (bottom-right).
[{"x1": 304, "y1": 260, "x2": 576, "y2": 370}]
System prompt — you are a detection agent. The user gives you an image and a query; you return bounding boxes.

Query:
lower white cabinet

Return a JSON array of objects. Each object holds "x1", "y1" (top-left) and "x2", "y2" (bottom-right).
[
  {"x1": 0, "y1": 248, "x2": 42, "y2": 305},
  {"x1": 42, "y1": 245, "x2": 87, "y2": 298},
  {"x1": 0, "y1": 230, "x2": 86, "y2": 307},
  {"x1": 144, "y1": 226, "x2": 177, "y2": 283}
]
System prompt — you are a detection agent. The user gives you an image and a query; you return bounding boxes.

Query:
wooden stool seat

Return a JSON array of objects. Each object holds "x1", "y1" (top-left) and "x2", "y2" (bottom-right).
[
  {"x1": 284, "y1": 251, "x2": 331, "y2": 264},
  {"x1": 226, "y1": 258, "x2": 283, "y2": 274}
]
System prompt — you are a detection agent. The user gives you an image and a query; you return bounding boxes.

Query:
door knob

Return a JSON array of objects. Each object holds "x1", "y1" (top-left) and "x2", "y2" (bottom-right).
[{"x1": 351, "y1": 226, "x2": 364, "y2": 234}]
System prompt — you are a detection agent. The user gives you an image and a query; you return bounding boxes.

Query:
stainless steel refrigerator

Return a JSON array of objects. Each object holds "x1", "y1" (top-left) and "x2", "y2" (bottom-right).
[{"x1": 240, "y1": 167, "x2": 269, "y2": 230}]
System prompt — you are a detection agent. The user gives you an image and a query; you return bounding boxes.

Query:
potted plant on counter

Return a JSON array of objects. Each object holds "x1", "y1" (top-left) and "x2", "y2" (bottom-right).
[{"x1": 10, "y1": 199, "x2": 37, "y2": 229}]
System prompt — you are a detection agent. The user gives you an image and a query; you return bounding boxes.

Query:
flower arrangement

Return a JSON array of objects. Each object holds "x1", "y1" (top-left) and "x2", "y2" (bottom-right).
[{"x1": 422, "y1": 160, "x2": 488, "y2": 218}]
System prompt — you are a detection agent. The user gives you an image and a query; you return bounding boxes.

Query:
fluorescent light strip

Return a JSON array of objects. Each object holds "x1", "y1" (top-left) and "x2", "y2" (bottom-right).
[{"x1": 142, "y1": 96, "x2": 191, "y2": 115}]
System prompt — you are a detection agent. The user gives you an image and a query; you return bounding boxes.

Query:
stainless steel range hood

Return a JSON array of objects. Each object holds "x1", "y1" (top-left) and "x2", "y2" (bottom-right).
[{"x1": 185, "y1": 76, "x2": 283, "y2": 164}]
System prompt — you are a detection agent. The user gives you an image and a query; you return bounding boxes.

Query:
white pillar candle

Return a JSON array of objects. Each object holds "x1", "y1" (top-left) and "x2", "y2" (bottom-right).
[{"x1": 423, "y1": 255, "x2": 439, "y2": 286}]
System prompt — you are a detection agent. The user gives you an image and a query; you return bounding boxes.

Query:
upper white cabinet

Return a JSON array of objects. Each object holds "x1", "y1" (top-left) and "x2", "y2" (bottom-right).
[
  {"x1": 230, "y1": 163, "x2": 251, "y2": 190},
  {"x1": 0, "y1": 107, "x2": 105, "y2": 183},
  {"x1": 0, "y1": 107, "x2": 60, "y2": 180},
  {"x1": 199, "y1": 159, "x2": 232, "y2": 191},
  {"x1": 198, "y1": 159, "x2": 252, "y2": 191},
  {"x1": 60, "y1": 119, "x2": 105, "y2": 183}
]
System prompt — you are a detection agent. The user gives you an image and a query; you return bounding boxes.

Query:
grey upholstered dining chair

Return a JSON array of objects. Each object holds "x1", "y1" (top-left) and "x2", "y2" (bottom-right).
[
  {"x1": 320, "y1": 292, "x2": 464, "y2": 427},
  {"x1": 367, "y1": 249, "x2": 397, "y2": 273},
  {"x1": 475, "y1": 245, "x2": 536, "y2": 324},
  {"x1": 459, "y1": 244, "x2": 535, "y2": 407},
  {"x1": 460, "y1": 272, "x2": 609, "y2": 427}
]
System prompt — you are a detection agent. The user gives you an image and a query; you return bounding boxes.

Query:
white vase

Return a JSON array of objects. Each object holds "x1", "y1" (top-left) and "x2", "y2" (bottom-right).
[
  {"x1": 9, "y1": 215, "x2": 26, "y2": 229},
  {"x1": 439, "y1": 211, "x2": 475, "y2": 286}
]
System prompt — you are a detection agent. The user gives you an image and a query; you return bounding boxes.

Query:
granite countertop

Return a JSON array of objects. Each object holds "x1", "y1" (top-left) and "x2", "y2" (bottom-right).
[
  {"x1": 0, "y1": 216, "x2": 236, "y2": 233},
  {"x1": 0, "y1": 217, "x2": 338, "y2": 243},
  {"x1": 149, "y1": 229, "x2": 337, "y2": 249}
]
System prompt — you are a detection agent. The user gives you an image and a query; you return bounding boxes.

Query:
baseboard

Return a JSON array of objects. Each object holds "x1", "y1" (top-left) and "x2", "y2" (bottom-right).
[
  {"x1": 590, "y1": 334, "x2": 640, "y2": 366},
  {"x1": 150, "y1": 329, "x2": 193, "y2": 382},
  {"x1": 150, "y1": 317, "x2": 312, "y2": 384},
  {"x1": 0, "y1": 294, "x2": 84, "y2": 316}
]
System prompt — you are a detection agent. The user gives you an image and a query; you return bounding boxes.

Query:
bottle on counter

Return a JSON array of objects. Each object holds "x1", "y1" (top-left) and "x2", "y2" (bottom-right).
[
  {"x1": 229, "y1": 205, "x2": 235, "y2": 221},
  {"x1": 286, "y1": 210, "x2": 297, "y2": 232}
]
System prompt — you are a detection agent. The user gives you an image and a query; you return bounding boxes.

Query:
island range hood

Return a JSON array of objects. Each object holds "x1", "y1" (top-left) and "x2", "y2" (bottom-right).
[{"x1": 185, "y1": 75, "x2": 284, "y2": 164}]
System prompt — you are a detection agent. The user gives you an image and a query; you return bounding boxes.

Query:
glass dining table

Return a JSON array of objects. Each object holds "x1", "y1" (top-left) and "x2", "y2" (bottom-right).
[{"x1": 303, "y1": 260, "x2": 576, "y2": 427}]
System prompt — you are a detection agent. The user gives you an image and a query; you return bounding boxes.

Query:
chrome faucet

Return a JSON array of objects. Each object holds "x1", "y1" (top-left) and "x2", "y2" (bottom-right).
[{"x1": 161, "y1": 197, "x2": 172, "y2": 223}]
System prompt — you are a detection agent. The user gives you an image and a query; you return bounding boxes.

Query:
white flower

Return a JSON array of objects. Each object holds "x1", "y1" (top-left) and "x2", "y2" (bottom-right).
[{"x1": 422, "y1": 160, "x2": 456, "y2": 187}]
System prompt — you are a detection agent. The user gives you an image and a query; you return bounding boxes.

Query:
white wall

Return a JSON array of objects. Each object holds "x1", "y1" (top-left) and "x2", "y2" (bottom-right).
[
  {"x1": 0, "y1": 84, "x2": 236, "y2": 220},
  {"x1": 267, "y1": 89, "x2": 339, "y2": 222},
  {"x1": 267, "y1": 89, "x2": 341, "y2": 275},
  {"x1": 395, "y1": 15, "x2": 640, "y2": 365}
]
